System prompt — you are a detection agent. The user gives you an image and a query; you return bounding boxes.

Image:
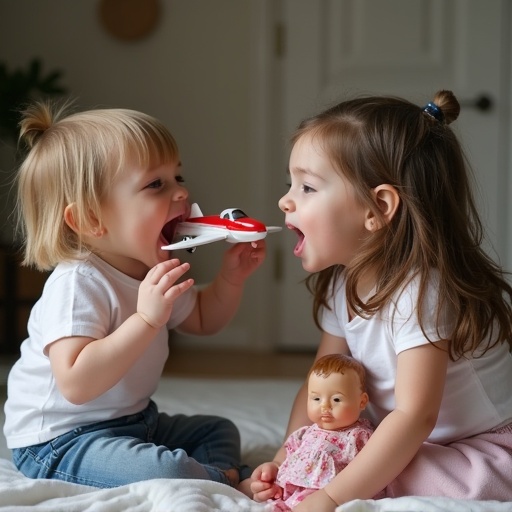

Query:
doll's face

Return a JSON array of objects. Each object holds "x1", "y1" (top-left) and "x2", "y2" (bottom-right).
[{"x1": 307, "y1": 369, "x2": 369, "y2": 430}]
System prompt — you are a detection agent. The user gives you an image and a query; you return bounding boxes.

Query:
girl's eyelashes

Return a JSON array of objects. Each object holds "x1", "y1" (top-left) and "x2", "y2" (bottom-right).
[
  {"x1": 301, "y1": 184, "x2": 316, "y2": 194},
  {"x1": 284, "y1": 183, "x2": 316, "y2": 194},
  {"x1": 176, "y1": 175, "x2": 185, "y2": 183}
]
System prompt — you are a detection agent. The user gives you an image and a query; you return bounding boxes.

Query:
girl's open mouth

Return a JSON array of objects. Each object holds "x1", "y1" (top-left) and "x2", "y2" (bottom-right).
[{"x1": 288, "y1": 224, "x2": 305, "y2": 256}]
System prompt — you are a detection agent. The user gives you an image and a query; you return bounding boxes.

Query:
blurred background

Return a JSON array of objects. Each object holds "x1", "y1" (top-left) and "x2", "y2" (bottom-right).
[{"x1": 0, "y1": 0, "x2": 511, "y2": 361}]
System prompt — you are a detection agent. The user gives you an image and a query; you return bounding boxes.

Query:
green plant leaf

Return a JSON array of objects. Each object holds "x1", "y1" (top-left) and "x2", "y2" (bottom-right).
[{"x1": 0, "y1": 58, "x2": 67, "y2": 141}]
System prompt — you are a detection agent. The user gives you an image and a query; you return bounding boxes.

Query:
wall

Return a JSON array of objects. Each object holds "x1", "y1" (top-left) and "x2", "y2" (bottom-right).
[{"x1": 0, "y1": 0, "x2": 276, "y2": 350}]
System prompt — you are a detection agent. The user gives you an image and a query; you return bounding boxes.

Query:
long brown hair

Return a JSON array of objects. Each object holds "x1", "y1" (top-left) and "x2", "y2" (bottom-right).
[{"x1": 296, "y1": 90, "x2": 512, "y2": 359}]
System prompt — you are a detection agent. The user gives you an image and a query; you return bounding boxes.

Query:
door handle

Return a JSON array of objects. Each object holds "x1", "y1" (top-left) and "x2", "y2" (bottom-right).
[{"x1": 459, "y1": 94, "x2": 493, "y2": 112}]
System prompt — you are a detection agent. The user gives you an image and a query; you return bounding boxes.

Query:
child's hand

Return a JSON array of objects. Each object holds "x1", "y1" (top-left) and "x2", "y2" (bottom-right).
[
  {"x1": 251, "y1": 461, "x2": 282, "y2": 502},
  {"x1": 137, "y1": 259, "x2": 194, "y2": 329},
  {"x1": 220, "y1": 240, "x2": 266, "y2": 287}
]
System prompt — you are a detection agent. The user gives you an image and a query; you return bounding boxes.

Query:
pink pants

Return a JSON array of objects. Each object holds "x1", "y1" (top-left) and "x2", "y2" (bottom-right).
[{"x1": 386, "y1": 423, "x2": 512, "y2": 500}]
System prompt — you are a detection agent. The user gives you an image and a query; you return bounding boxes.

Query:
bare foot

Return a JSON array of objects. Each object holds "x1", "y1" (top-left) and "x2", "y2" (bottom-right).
[
  {"x1": 223, "y1": 468, "x2": 240, "y2": 488},
  {"x1": 237, "y1": 477, "x2": 253, "y2": 498}
]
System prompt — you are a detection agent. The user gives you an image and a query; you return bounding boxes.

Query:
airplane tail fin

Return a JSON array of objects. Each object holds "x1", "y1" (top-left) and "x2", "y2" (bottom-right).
[{"x1": 189, "y1": 203, "x2": 203, "y2": 218}]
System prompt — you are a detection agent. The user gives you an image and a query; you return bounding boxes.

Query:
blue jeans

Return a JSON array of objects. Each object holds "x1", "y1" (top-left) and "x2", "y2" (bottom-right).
[{"x1": 12, "y1": 400, "x2": 251, "y2": 488}]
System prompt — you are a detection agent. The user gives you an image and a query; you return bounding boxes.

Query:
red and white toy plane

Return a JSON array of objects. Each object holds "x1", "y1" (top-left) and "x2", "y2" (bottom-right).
[{"x1": 161, "y1": 203, "x2": 282, "y2": 252}]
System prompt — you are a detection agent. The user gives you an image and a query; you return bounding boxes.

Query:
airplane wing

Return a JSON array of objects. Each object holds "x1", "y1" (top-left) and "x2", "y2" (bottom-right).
[{"x1": 161, "y1": 233, "x2": 228, "y2": 251}]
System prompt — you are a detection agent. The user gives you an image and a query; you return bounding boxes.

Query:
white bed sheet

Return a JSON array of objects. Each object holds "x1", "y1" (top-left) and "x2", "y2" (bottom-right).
[{"x1": 0, "y1": 377, "x2": 510, "y2": 511}]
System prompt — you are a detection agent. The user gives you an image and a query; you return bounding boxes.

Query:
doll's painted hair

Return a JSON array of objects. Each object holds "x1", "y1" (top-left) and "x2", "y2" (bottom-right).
[
  {"x1": 16, "y1": 101, "x2": 179, "y2": 270},
  {"x1": 296, "y1": 90, "x2": 512, "y2": 359},
  {"x1": 308, "y1": 354, "x2": 367, "y2": 393}
]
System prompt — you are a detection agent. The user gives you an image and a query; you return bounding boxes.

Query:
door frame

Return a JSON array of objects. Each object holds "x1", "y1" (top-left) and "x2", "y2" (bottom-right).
[{"x1": 248, "y1": 0, "x2": 285, "y2": 349}]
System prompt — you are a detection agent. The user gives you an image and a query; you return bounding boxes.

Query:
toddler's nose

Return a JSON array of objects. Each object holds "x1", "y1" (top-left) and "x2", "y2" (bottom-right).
[{"x1": 174, "y1": 184, "x2": 189, "y2": 201}]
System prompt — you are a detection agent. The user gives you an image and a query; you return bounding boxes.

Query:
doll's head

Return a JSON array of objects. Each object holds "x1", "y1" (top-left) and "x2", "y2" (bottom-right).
[
  {"x1": 307, "y1": 354, "x2": 369, "y2": 430},
  {"x1": 16, "y1": 101, "x2": 180, "y2": 270}
]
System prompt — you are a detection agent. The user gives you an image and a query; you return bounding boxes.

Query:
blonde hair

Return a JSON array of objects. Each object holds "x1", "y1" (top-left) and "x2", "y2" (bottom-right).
[
  {"x1": 308, "y1": 354, "x2": 367, "y2": 393},
  {"x1": 16, "y1": 101, "x2": 179, "y2": 270}
]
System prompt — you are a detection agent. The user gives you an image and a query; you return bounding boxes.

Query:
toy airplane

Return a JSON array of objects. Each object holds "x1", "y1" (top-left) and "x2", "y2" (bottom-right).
[{"x1": 162, "y1": 203, "x2": 282, "y2": 252}]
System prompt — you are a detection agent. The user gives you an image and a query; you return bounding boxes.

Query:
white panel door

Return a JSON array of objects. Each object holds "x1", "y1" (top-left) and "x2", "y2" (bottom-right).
[{"x1": 277, "y1": 0, "x2": 510, "y2": 349}]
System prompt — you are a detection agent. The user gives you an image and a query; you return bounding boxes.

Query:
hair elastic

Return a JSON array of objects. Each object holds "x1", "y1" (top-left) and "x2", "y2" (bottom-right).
[{"x1": 422, "y1": 102, "x2": 444, "y2": 123}]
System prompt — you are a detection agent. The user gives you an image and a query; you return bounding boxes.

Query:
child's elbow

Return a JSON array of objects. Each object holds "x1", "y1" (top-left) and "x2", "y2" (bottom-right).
[
  {"x1": 62, "y1": 390, "x2": 89, "y2": 406},
  {"x1": 57, "y1": 382, "x2": 95, "y2": 406},
  {"x1": 397, "y1": 406, "x2": 439, "y2": 439},
  {"x1": 417, "y1": 409, "x2": 439, "y2": 438}
]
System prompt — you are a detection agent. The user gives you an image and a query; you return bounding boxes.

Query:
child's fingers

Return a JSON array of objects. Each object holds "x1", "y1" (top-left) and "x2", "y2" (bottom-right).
[
  {"x1": 146, "y1": 259, "x2": 183, "y2": 283},
  {"x1": 163, "y1": 277, "x2": 195, "y2": 300},
  {"x1": 248, "y1": 241, "x2": 266, "y2": 262},
  {"x1": 225, "y1": 241, "x2": 266, "y2": 265},
  {"x1": 152, "y1": 261, "x2": 191, "y2": 290},
  {"x1": 251, "y1": 462, "x2": 277, "y2": 481},
  {"x1": 251, "y1": 481, "x2": 273, "y2": 493},
  {"x1": 260, "y1": 470, "x2": 275, "y2": 482},
  {"x1": 253, "y1": 485, "x2": 280, "y2": 503},
  {"x1": 251, "y1": 466, "x2": 263, "y2": 481},
  {"x1": 160, "y1": 261, "x2": 191, "y2": 286},
  {"x1": 156, "y1": 264, "x2": 194, "y2": 299}
]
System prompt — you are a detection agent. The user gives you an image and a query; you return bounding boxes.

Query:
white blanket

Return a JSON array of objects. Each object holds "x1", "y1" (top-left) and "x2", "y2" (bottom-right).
[{"x1": 0, "y1": 377, "x2": 510, "y2": 511}]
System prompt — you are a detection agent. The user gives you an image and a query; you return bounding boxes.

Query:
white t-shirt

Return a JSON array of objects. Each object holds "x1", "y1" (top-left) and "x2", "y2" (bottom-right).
[
  {"x1": 321, "y1": 272, "x2": 512, "y2": 444},
  {"x1": 4, "y1": 254, "x2": 197, "y2": 449}
]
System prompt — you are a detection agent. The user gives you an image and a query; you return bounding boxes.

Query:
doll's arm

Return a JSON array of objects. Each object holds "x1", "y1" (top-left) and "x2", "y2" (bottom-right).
[
  {"x1": 178, "y1": 240, "x2": 266, "y2": 335},
  {"x1": 47, "y1": 260, "x2": 193, "y2": 404},
  {"x1": 294, "y1": 341, "x2": 449, "y2": 512}
]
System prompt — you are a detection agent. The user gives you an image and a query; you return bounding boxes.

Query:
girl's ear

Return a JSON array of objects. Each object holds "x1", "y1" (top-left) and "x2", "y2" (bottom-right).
[
  {"x1": 360, "y1": 392, "x2": 369, "y2": 410},
  {"x1": 64, "y1": 204, "x2": 105, "y2": 237},
  {"x1": 365, "y1": 184, "x2": 400, "y2": 232}
]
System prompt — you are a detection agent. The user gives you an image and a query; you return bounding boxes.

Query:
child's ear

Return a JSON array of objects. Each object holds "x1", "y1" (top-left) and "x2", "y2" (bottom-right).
[
  {"x1": 64, "y1": 203, "x2": 79, "y2": 233},
  {"x1": 64, "y1": 204, "x2": 105, "y2": 237},
  {"x1": 360, "y1": 392, "x2": 369, "y2": 410},
  {"x1": 365, "y1": 184, "x2": 400, "y2": 232}
]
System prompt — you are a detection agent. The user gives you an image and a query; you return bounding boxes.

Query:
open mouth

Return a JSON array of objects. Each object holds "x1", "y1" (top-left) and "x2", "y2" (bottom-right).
[
  {"x1": 161, "y1": 216, "x2": 183, "y2": 245},
  {"x1": 287, "y1": 223, "x2": 305, "y2": 256}
]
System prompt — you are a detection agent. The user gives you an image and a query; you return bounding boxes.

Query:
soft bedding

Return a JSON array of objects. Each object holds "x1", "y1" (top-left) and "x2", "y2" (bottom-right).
[{"x1": 0, "y1": 376, "x2": 510, "y2": 511}]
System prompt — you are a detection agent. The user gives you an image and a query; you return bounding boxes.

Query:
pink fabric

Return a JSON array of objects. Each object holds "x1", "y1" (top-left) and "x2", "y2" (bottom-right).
[
  {"x1": 271, "y1": 420, "x2": 374, "y2": 510},
  {"x1": 386, "y1": 422, "x2": 512, "y2": 500}
]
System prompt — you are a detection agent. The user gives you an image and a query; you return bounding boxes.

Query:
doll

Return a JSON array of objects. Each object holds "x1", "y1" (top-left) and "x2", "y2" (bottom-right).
[{"x1": 260, "y1": 354, "x2": 374, "y2": 510}]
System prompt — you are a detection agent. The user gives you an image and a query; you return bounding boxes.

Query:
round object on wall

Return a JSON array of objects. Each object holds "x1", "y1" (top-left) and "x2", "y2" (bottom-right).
[{"x1": 98, "y1": 0, "x2": 161, "y2": 41}]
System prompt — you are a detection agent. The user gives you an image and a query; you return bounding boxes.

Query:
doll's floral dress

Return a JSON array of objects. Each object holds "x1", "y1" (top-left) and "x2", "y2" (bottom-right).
[{"x1": 272, "y1": 419, "x2": 374, "y2": 510}]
